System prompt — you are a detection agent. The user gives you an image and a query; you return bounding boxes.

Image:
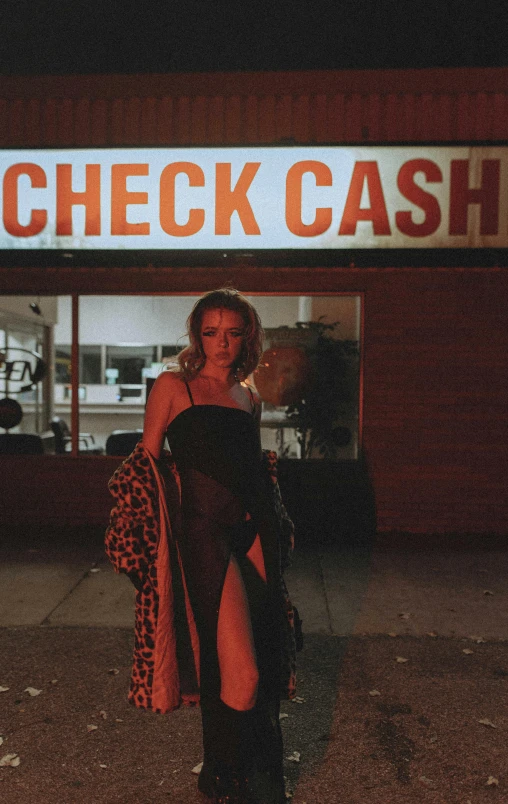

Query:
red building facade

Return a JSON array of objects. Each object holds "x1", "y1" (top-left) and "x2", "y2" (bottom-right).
[{"x1": 1, "y1": 67, "x2": 507, "y2": 535}]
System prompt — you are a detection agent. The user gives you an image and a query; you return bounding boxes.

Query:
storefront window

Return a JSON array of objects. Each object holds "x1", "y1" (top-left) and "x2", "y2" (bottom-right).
[
  {"x1": 0, "y1": 297, "x2": 58, "y2": 452},
  {"x1": 1, "y1": 294, "x2": 362, "y2": 459},
  {"x1": 105, "y1": 345, "x2": 157, "y2": 385},
  {"x1": 55, "y1": 344, "x2": 102, "y2": 385},
  {"x1": 55, "y1": 346, "x2": 71, "y2": 384},
  {"x1": 253, "y1": 295, "x2": 361, "y2": 459},
  {"x1": 81, "y1": 345, "x2": 102, "y2": 384}
]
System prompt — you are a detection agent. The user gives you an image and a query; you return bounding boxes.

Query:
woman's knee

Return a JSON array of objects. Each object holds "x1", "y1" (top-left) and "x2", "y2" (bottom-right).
[{"x1": 221, "y1": 663, "x2": 259, "y2": 711}]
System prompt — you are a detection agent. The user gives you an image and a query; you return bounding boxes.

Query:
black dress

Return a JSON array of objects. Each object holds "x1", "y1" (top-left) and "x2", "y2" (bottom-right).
[{"x1": 166, "y1": 382, "x2": 285, "y2": 798}]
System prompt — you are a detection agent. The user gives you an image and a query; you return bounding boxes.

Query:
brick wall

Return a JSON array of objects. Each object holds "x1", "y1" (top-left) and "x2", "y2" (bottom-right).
[
  {"x1": 1, "y1": 266, "x2": 507, "y2": 537},
  {"x1": 361, "y1": 267, "x2": 508, "y2": 534},
  {"x1": 0, "y1": 455, "x2": 119, "y2": 527}
]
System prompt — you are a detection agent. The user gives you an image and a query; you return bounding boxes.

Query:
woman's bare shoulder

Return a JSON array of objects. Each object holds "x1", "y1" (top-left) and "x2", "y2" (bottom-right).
[
  {"x1": 153, "y1": 369, "x2": 185, "y2": 391},
  {"x1": 157, "y1": 369, "x2": 180, "y2": 383},
  {"x1": 148, "y1": 370, "x2": 187, "y2": 410}
]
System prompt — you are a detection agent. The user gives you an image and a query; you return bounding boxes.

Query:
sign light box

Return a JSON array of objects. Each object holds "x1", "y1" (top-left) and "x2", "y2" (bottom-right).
[{"x1": 1, "y1": 146, "x2": 507, "y2": 249}]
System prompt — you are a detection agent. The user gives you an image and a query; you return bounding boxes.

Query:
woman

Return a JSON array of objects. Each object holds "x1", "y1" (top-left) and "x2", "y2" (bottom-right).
[{"x1": 143, "y1": 289, "x2": 289, "y2": 804}]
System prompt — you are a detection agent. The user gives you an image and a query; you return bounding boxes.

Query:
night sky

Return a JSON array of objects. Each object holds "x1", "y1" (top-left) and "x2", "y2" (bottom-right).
[{"x1": 1, "y1": 0, "x2": 507, "y2": 75}]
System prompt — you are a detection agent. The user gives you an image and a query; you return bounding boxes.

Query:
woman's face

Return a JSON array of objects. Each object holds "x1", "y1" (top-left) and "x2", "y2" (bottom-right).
[{"x1": 200, "y1": 308, "x2": 245, "y2": 371}]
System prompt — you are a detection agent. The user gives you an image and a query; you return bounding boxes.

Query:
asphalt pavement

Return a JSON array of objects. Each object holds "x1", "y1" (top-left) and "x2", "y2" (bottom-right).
[{"x1": 1, "y1": 526, "x2": 507, "y2": 804}]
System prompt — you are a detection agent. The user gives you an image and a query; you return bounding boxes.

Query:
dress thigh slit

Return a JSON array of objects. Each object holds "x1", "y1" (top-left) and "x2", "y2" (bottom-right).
[{"x1": 177, "y1": 470, "x2": 257, "y2": 699}]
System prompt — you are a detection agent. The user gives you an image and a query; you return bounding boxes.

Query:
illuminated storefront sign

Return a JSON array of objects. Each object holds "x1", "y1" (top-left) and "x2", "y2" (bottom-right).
[{"x1": 0, "y1": 146, "x2": 507, "y2": 249}]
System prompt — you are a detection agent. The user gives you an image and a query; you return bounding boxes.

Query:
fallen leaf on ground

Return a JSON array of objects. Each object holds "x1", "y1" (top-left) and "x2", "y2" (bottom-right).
[
  {"x1": 286, "y1": 751, "x2": 301, "y2": 763},
  {"x1": 24, "y1": 687, "x2": 42, "y2": 697},
  {"x1": 107, "y1": 668, "x2": 119, "y2": 675},
  {"x1": 427, "y1": 632, "x2": 437, "y2": 638},
  {"x1": 191, "y1": 761, "x2": 203, "y2": 775},
  {"x1": 395, "y1": 656, "x2": 409, "y2": 663},
  {"x1": 0, "y1": 753, "x2": 20, "y2": 767},
  {"x1": 483, "y1": 590, "x2": 494, "y2": 596},
  {"x1": 99, "y1": 710, "x2": 107, "y2": 720},
  {"x1": 279, "y1": 713, "x2": 289, "y2": 720},
  {"x1": 292, "y1": 696, "x2": 305, "y2": 703},
  {"x1": 0, "y1": 686, "x2": 9, "y2": 693},
  {"x1": 50, "y1": 679, "x2": 58, "y2": 685},
  {"x1": 486, "y1": 776, "x2": 499, "y2": 786},
  {"x1": 115, "y1": 718, "x2": 123, "y2": 722},
  {"x1": 87, "y1": 724, "x2": 98, "y2": 732},
  {"x1": 462, "y1": 649, "x2": 474, "y2": 655},
  {"x1": 99, "y1": 764, "x2": 108, "y2": 769},
  {"x1": 478, "y1": 718, "x2": 497, "y2": 729},
  {"x1": 90, "y1": 568, "x2": 101, "y2": 573},
  {"x1": 398, "y1": 613, "x2": 411, "y2": 620},
  {"x1": 369, "y1": 690, "x2": 381, "y2": 697}
]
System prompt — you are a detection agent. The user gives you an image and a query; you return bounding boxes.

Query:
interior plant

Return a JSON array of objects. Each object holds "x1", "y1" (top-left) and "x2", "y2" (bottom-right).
[{"x1": 284, "y1": 320, "x2": 359, "y2": 459}]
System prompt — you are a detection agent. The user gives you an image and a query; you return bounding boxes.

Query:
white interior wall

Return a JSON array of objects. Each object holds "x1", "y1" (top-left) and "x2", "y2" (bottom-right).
[
  {"x1": 245, "y1": 296, "x2": 300, "y2": 330},
  {"x1": 55, "y1": 295, "x2": 302, "y2": 345},
  {"x1": 310, "y1": 296, "x2": 361, "y2": 340},
  {"x1": 55, "y1": 296, "x2": 191, "y2": 345},
  {"x1": 2, "y1": 294, "x2": 360, "y2": 347}
]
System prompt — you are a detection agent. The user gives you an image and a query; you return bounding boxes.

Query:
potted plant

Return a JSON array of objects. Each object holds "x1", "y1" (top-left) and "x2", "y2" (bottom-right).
[
  {"x1": 284, "y1": 320, "x2": 359, "y2": 459},
  {"x1": 256, "y1": 321, "x2": 371, "y2": 543}
]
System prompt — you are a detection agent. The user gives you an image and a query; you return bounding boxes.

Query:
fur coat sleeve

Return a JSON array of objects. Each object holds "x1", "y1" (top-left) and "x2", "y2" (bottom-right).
[
  {"x1": 105, "y1": 441, "x2": 200, "y2": 713},
  {"x1": 262, "y1": 449, "x2": 295, "y2": 573}
]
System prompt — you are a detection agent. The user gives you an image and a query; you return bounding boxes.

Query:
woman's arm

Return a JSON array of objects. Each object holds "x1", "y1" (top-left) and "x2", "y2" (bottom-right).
[{"x1": 143, "y1": 371, "x2": 179, "y2": 459}]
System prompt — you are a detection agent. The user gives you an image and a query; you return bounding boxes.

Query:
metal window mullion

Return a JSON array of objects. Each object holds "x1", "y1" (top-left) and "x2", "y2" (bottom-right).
[
  {"x1": 71, "y1": 294, "x2": 79, "y2": 457},
  {"x1": 100, "y1": 343, "x2": 107, "y2": 384},
  {"x1": 4, "y1": 323, "x2": 9, "y2": 397}
]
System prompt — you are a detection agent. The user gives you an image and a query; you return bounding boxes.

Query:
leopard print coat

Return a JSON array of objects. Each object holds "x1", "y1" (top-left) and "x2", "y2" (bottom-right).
[{"x1": 105, "y1": 441, "x2": 297, "y2": 714}]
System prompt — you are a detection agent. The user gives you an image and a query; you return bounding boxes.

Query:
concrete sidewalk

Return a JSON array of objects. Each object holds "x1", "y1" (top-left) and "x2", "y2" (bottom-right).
[
  {"x1": 1, "y1": 530, "x2": 507, "y2": 641},
  {"x1": 1, "y1": 529, "x2": 508, "y2": 803}
]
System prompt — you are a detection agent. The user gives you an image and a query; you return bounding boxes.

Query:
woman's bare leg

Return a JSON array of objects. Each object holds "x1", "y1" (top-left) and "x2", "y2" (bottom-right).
[
  {"x1": 217, "y1": 534, "x2": 269, "y2": 709},
  {"x1": 217, "y1": 553, "x2": 259, "y2": 711}
]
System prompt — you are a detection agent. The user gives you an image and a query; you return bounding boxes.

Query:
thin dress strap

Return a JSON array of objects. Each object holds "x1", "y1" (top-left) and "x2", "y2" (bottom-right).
[
  {"x1": 184, "y1": 381, "x2": 195, "y2": 405},
  {"x1": 246, "y1": 384, "x2": 256, "y2": 414}
]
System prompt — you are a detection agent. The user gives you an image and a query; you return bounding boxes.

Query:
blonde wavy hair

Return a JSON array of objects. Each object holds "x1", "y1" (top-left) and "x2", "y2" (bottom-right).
[{"x1": 175, "y1": 289, "x2": 263, "y2": 381}]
